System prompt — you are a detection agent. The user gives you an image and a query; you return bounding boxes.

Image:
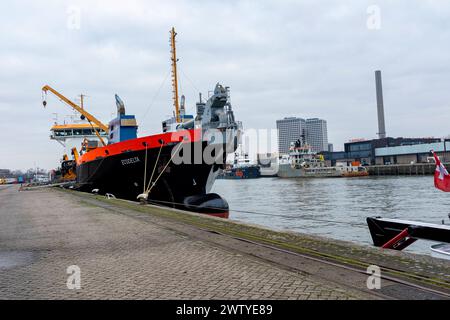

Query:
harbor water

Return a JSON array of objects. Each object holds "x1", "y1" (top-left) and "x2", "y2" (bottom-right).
[{"x1": 212, "y1": 176, "x2": 450, "y2": 257}]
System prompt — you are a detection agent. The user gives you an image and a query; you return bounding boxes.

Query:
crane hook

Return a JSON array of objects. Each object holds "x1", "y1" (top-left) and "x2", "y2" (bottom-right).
[{"x1": 42, "y1": 91, "x2": 47, "y2": 107}]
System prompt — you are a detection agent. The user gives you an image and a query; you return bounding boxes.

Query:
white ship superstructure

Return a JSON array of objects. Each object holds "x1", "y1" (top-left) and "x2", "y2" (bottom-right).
[
  {"x1": 277, "y1": 140, "x2": 341, "y2": 178},
  {"x1": 50, "y1": 122, "x2": 108, "y2": 158},
  {"x1": 277, "y1": 140, "x2": 368, "y2": 178}
]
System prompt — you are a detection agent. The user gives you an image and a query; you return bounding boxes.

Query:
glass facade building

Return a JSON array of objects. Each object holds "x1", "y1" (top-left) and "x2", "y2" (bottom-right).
[
  {"x1": 276, "y1": 117, "x2": 306, "y2": 154},
  {"x1": 306, "y1": 118, "x2": 328, "y2": 152},
  {"x1": 276, "y1": 117, "x2": 328, "y2": 154}
]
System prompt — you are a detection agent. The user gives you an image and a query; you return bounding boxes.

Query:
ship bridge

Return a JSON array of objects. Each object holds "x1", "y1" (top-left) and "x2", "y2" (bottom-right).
[
  {"x1": 51, "y1": 123, "x2": 108, "y2": 139},
  {"x1": 50, "y1": 123, "x2": 108, "y2": 157}
]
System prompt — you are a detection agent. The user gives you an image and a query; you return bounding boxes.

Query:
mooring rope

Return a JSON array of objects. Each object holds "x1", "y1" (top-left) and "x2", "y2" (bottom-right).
[
  {"x1": 144, "y1": 143, "x2": 165, "y2": 195},
  {"x1": 146, "y1": 142, "x2": 184, "y2": 195},
  {"x1": 145, "y1": 142, "x2": 184, "y2": 196},
  {"x1": 144, "y1": 198, "x2": 368, "y2": 228}
]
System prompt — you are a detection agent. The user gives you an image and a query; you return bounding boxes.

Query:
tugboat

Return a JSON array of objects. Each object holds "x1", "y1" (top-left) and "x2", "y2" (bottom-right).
[
  {"x1": 219, "y1": 146, "x2": 261, "y2": 179},
  {"x1": 42, "y1": 28, "x2": 241, "y2": 218},
  {"x1": 277, "y1": 140, "x2": 342, "y2": 178},
  {"x1": 336, "y1": 161, "x2": 369, "y2": 177},
  {"x1": 277, "y1": 139, "x2": 368, "y2": 178}
]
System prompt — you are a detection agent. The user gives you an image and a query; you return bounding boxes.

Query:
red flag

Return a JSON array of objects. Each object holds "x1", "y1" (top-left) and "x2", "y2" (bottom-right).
[{"x1": 432, "y1": 151, "x2": 450, "y2": 192}]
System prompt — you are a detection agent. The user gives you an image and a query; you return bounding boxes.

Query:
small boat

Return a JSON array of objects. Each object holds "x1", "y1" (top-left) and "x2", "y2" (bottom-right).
[
  {"x1": 341, "y1": 170, "x2": 369, "y2": 177},
  {"x1": 430, "y1": 243, "x2": 450, "y2": 258},
  {"x1": 366, "y1": 217, "x2": 450, "y2": 251},
  {"x1": 337, "y1": 162, "x2": 369, "y2": 177},
  {"x1": 278, "y1": 140, "x2": 369, "y2": 178},
  {"x1": 277, "y1": 140, "x2": 342, "y2": 178},
  {"x1": 218, "y1": 146, "x2": 261, "y2": 179}
]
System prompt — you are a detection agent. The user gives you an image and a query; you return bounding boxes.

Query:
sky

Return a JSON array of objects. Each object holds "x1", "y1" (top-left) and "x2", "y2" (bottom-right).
[{"x1": 1, "y1": 0, "x2": 450, "y2": 170}]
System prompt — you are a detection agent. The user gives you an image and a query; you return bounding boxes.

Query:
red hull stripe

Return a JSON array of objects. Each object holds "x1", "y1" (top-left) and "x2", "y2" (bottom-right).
[
  {"x1": 77, "y1": 128, "x2": 201, "y2": 166},
  {"x1": 203, "y1": 212, "x2": 229, "y2": 219}
]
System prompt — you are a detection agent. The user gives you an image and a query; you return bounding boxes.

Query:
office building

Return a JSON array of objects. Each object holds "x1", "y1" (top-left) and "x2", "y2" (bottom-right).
[
  {"x1": 306, "y1": 118, "x2": 328, "y2": 152},
  {"x1": 276, "y1": 117, "x2": 329, "y2": 154},
  {"x1": 276, "y1": 117, "x2": 306, "y2": 154}
]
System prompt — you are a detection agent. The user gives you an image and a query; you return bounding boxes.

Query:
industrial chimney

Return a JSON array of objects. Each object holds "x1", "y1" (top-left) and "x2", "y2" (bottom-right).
[{"x1": 375, "y1": 70, "x2": 386, "y2": 139}]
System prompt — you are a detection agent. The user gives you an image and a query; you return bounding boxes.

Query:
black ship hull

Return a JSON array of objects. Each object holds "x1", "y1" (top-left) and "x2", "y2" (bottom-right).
[
  {"x1": 367, "y1": 217, "x2": 450, "y2": 248},
  {"x1": 75, "y1": 139, "x2": 230, "y2": 218},
  {"x1": 70, "y1": 82, "x2": 241, "y2": 219}
]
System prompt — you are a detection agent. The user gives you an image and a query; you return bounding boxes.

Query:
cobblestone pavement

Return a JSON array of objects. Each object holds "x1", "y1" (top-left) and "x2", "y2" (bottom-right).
[{"x1": 0, "y1": 186, "x2": 365, "y2": 299}]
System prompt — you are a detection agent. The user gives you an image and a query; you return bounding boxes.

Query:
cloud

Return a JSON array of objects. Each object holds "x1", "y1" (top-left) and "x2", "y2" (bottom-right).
[{"x1": 1, "y1": 0, "x2": 450, "y2": 170}]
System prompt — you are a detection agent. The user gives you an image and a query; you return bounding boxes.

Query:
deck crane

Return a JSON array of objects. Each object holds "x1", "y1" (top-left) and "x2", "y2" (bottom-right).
[{"x1": 41, "y1": 85, "x2": 108, "y2": 147}]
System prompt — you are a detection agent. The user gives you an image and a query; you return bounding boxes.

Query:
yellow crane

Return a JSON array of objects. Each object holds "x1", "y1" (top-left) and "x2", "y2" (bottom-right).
[{"x1": 41, "y1": 85, "x2": 108, "y2": 146}]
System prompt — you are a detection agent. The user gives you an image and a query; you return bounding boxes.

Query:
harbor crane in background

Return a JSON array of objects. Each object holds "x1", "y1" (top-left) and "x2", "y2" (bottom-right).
[{"x1": 41, "y1": 85, "x2": 108, "y2": 146}]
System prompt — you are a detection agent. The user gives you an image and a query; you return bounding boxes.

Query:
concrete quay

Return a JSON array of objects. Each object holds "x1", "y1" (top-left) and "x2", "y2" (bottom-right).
[
  {"x1": 367, "y1": 163, "x2": 440, "y2": 176},
  {"x1": 0, "y1": 184, "x2": 449, "y2": 300}
]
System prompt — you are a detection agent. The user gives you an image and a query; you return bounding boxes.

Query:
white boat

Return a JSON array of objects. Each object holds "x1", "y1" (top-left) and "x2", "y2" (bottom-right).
[
  {"x1": 335, "y1": 162, "x2": 369, "y2": 177},
  {"x1": 277, "y1": 140, "x2": 343, "y2": 178},
  {"x1": 430, "y1": 243, "x2": 450, "y2": 259},
  {"x1": 277, "y1": 140, "x2": 369, "y2": 178}
]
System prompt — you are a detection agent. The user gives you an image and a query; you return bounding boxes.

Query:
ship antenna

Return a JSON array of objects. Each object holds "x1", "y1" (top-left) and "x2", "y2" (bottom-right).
[{"x1": 170, "y1": 27, "x2": 180, "y2": 123}]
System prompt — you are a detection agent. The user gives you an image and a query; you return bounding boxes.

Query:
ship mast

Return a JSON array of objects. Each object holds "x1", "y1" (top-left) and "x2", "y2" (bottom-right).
[
  {"x1": 80, "y1": 94, "x2": 85, "y2": 109},
  {"x1": 170, "y1": 27, "x2": 180, "y2": 123}
]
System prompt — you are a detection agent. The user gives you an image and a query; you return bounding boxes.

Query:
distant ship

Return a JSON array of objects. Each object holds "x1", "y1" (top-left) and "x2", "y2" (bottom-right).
[
  {"x1": 277, "y1": 140, "x2": 368, "y2": 178},
  {"x1": 219, "y1": 148, "x2": 261, "y2": 179}
]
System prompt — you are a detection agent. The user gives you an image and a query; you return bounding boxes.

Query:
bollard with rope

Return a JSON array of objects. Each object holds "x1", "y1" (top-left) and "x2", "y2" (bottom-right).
[{"x1": 137, "y1": 139, "x2": 184, "y2": 203}]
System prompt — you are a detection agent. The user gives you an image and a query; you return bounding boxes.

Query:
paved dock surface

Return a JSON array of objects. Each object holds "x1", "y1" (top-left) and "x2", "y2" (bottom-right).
[{"x1": 0, "y1": 184, "x2": 448, "y2": 299}]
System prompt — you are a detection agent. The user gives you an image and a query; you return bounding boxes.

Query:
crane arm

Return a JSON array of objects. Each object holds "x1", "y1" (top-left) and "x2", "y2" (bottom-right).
[{"x1": 42, "y1": 85, "x2": 109, "y2": 133}]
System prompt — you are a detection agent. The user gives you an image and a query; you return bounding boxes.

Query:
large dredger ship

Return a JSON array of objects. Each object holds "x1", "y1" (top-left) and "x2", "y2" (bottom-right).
[{"x1": 42, "y1": 28, "x2": 241, "y2": 218}]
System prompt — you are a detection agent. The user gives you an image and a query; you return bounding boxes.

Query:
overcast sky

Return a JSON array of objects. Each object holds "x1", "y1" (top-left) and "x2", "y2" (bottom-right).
[{"x1": 1, "y1": 0, "x2": 450, "y2": 170}]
